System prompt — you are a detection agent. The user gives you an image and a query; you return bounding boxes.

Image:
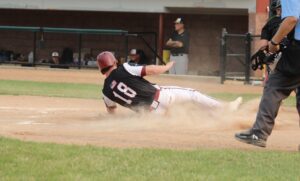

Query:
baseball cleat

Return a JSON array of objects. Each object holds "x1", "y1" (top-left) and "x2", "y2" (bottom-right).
[
  {"x1": 235, "y1": 129, "x2": 266, "y2": 147},
  {"x1": 228, "y1": 96, "x2": 243, "y2": 111}
]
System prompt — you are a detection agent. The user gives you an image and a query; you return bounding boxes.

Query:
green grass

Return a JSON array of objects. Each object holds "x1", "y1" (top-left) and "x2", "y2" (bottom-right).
[
  {"x1": 0, "y1": 137, "x2": 299, "y2": 180},
  {"x1": 0, "y1": 79, "x2": 297, "y2": 106},
  {"x1": 0, "y1": 79, "x2": 101, "y2": 99}
]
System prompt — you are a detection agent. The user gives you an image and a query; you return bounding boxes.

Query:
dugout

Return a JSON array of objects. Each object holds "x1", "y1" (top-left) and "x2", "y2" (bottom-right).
[
  {"x1": 0, "y1": 25, "x2": 161, "y2": 68},
  {"x1": 0, "y1": 26, "x2": 128, "y2": 68}
]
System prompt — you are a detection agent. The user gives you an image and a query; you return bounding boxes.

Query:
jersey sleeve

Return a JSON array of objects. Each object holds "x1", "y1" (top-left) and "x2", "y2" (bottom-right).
[
  {"x1": 103, "y1": 95, "x2": 117, "y2": 108},
  {"x1": 123, "y1": 62, "x2": 146, "y2": 77}
]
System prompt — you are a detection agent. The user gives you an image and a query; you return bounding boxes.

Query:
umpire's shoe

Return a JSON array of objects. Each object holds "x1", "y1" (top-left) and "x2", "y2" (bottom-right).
[{"x1": 235, "y1": 129, "x2": 266, "y2": 147}]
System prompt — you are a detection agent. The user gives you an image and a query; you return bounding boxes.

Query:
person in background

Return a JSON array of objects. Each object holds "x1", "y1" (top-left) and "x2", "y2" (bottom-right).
[
  {"x1": 166, "y1": 17, "x2": 190, "y2": 75},
  {"x1": 128, "y1": 49, "x2": 149, "y2": 65},
  {"x1": 50, "y1": 52, "x2": 60, "y2": 64}
]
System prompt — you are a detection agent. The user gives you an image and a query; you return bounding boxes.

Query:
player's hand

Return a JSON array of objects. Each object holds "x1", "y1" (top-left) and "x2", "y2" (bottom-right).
[
  {"x1": 175, "y1": 41, "x2": 183, "y2": 47},
  {"x1": 166, "y1": 61, "x2": 175, "y2": 69},
  {"x1": 268, "y1": 41, "x2": 280, "y2": 53}
]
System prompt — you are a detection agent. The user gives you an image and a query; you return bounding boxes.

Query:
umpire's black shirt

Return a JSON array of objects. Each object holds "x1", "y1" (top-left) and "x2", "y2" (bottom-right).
[{"x1": 261, "y1": 16, "x2": 282, "y2": 41}]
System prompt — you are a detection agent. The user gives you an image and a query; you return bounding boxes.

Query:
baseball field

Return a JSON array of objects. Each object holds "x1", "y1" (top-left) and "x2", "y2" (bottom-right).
[{"x1": 0, "y1": 66, "x2": 299, "y2": 180}]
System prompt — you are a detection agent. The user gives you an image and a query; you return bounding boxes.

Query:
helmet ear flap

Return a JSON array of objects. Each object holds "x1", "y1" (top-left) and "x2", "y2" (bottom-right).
[{"x1": 101, "y1": 66, "x2": 113, "y2": 74}]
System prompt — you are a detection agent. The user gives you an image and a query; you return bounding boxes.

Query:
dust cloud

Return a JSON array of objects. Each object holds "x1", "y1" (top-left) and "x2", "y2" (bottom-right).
[
  {"x1": 0, "y1": 95, "x2": 298, "y2": 150},
  {"x1": 100, "y1": 99, "x2": 261, "y2": 132}
]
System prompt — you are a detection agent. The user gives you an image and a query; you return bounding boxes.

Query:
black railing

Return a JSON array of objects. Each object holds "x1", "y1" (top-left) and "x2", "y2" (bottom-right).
[{"x1": 220, "y1": 28, "x2": 260, "y2": 84}]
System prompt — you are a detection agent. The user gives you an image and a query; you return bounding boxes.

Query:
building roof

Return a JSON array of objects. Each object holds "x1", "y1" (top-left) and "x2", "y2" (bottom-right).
[{"x1": 0, "y1": 0, "x2": 256, "y2": 14}]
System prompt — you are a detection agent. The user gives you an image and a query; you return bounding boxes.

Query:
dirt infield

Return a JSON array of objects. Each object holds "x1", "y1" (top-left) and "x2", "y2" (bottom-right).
[{"x1": 0, "y1": 67, "x2": 299, "y2": 151}]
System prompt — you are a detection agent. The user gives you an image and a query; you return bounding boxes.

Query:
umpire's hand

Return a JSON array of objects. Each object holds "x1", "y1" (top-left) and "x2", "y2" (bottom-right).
[{"x1": 268, "y1": 41, "x2": 280, "y2": 53}]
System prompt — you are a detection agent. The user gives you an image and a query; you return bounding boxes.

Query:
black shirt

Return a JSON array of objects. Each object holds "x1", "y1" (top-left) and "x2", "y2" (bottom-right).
[
  {"x1": 261, "y1": 16, "x2": 282, "y2": 41},
  {"x1": 102, "y1": 63, "x2": 157, "y2": 112},
  {"x1": 169, "y1": 30, "x2": 190, "y2": 54}
]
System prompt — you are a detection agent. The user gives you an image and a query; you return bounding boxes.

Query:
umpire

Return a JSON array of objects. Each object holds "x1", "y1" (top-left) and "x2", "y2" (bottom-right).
[
  {"x1": 235, "y1": 0, "x2": 300, "y2": 147},
  {"x1": 262, "y1": 0, "x2": 300, "y2": 120},
  {"x1": 166, "y1": 17, "x2": 190, "y2": 75}
]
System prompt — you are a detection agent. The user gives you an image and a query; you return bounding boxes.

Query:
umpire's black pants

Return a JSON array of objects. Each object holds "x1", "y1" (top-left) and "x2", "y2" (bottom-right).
[
  {"x1": 252, "y1": 42, "x2": 300, "y2": 140},
  {"x1": 296, "y1": 88, "x2": 300, "y2": 118}
]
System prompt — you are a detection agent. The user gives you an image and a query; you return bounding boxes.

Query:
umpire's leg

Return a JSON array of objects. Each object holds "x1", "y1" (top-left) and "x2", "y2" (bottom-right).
[
  {"x1": 296, "y1": 87, "x2": 300, "y2": 127},
  {"x1": 252, "y1": 71, "x2": 300, "y2": 140},
  {"x1": 296, "y1": 87, "x2": 300, "y2": 119}
]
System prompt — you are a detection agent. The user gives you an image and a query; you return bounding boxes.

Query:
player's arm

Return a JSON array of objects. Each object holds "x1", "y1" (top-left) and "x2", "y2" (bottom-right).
[
  {"x1": 124, "y1": 62, "x2": 174, "y2": 76},
  {"x1": 103, "y1": 95, "x2": 117, "y2": 114},
  {"x1": 106, "y1": 106, "x2": 117, "y2": 114},
  {"x1": 269, "y1": 1, "x2": 299, "y2": 52},
  {"x1": 166, "y1": 38, "x2": 183, "y2": 48},
  {"x1": 145, "y1": 61, "x2": 175, "y2": 76},
  {"x1": 259, "y1": 39, "x2": 269, "y2": 48},
  {"x1": 270, "y1": 17, "x2": 297, "y2": 49}
]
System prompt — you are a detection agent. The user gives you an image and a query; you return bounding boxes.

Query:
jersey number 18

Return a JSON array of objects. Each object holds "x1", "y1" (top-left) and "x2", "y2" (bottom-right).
[{"x1": 113, "y1": 82, "x2": 137, "y2": 105}]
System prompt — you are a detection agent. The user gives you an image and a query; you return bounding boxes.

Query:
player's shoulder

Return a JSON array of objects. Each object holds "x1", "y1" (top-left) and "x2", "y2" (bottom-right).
[
  {"x1": 124, "y1": 62, "x2": 140, "y2": 67},
  {"x1": 122, "y1": 62, "x2": 145, "y2": 77},
  {"x1": 183, "y1": 30, "x2": 190, "y2": 36},
  {"x1": 123, "y1": 62, "x2": 142, "y2": 71}
]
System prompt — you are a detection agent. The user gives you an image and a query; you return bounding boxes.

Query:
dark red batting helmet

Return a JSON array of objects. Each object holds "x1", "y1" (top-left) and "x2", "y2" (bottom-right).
[{"x1": 96, "y1": 51, "x2": 117, "y2": 74}]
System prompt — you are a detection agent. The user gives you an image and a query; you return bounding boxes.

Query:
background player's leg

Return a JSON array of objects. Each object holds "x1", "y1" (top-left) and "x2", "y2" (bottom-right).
[
  {"x1": 182, "y1": 54, "x2": 189, "y2": 75},
  {"x1": 173, "y1": 55, "x2": 188, "y2": 75},
  {"x1": 169, "y1": 55, "x2": 178, "y2": 74}
]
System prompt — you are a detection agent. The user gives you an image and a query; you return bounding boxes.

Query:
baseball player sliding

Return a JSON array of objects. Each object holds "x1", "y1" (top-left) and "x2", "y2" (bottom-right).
[{"x1": 97, "y1": 51, "x2": 242, "y2": 114}]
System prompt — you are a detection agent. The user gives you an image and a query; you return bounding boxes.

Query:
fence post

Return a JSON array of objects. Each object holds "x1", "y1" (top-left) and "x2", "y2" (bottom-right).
[
  {"x1": 78, "y1": 34, "x2": 82, "y2": 69},
  {"x1": 154, "y1": 32, "x2": 158, "y2": 65},
  {"x1": 220, "y1": 28, "x2": 227, "y2": 84},
  {"x1": 33, "y1": 32, "x2": 37, "y2": 66},
  {"x1": 124, "y1": 34, "x2": 129, "y2": 62},
  {"x1": 245, "y1": 32, "x2": 251, "y2": 84}
]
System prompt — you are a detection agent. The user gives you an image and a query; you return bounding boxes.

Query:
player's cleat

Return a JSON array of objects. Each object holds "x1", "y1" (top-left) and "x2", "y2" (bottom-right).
[
  {"x1": 228, "y1": 97, "x2": 243, "y2": 111},
  {"x1": 235, "y1": 129, "x2": 266, "y2": 147}
]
